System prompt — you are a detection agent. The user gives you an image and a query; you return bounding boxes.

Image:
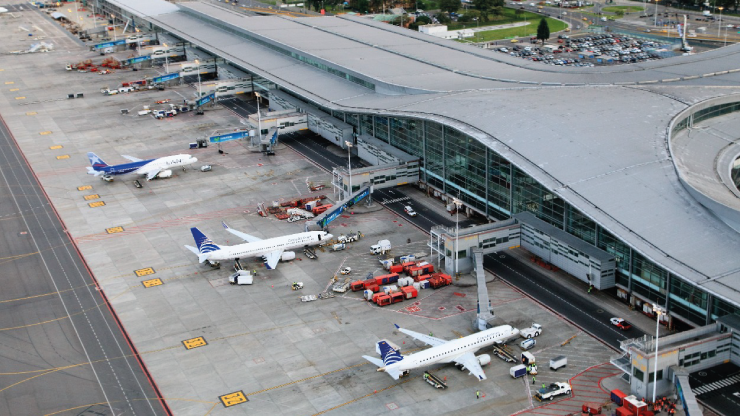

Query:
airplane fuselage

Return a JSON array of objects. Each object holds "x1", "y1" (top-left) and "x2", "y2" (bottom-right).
[
  {"x1": 396, "y1": 325, "x2": 516, "y2": 372},
  {"x1": 92, "y1": 155, "x2": 196, "y2": 176},
  {"x1": 207, "y1": 231, "x2": 324, "y2": 261}
]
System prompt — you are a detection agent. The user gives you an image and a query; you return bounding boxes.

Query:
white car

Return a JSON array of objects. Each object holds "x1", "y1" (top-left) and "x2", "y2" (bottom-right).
[
  {"x1": 404, "y1": 206, "x2": 417, "y2": 217},
  {"x1": 340, "y1": 267, "x2": 352, "y2": 275}
]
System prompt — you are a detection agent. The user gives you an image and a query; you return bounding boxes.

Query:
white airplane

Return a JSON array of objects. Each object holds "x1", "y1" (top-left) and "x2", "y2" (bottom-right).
[
  {"x1": 86, "y1": 152, "x2": 198, "y2": 180},
  {"x1": 363, "y1": 324, "x2": 519, "y2": 381},
  {"x1": 184, "y1": 222, "x2": 332, "y2": 269}
]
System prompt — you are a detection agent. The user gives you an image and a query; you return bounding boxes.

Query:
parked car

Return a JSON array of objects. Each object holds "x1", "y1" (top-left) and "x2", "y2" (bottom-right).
[{"x1": 404, "y1": 206, "x2": 418, "y2": 217}]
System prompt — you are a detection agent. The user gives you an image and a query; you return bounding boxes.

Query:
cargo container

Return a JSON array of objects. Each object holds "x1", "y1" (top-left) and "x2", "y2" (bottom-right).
[
  {"x1": 371, "y1": 293, "x2": 385, "y2": 304},
  {"x1": 364, "y1": 289, "x2": 374, "y2": 301},
  {"x1": 420, "y1": 280, "x2": 431, "y2": 289},
  {"x1": 412, "y1": 282, "x2": 421, "y2": 291},
  {"x1": 409, "y1": 263, "x2": 434, "y2": 277},
  {"x1": 390, "y1": 292, "x2": 405, "y2": 304},
  {"x1": 398, "y1": 277, "x2": 414, "y2": 287},
  {"x1": 365, "y1": 283, "x2": 379, "y2": 293},
  {"x1": 401, "y1": 261, "x2": 417, "y2": 274},
  {"x1": 521, "y1": 352, "x2": 535, "y2": 365},
  {"x1": 375, "y1": 273, "x2": 400, "y2": 286},
  {"x1": 400, "y1": 286, "x2": 418, "y2": 299},
  {"x1": 389, "y1": 264, "x2": 404, "y2": 274},
  {"x1": 383, "y1": 285, "x2": 398, "y2": 295},
  {"x1": 429, "y1": 273, "x2": 452, "y2": 289},
  {"x1": 350, "y1": 280, "x2": 365, "y2": 291},
  {"x1": 611, "y1": 389, "x2": 627, "y2": 406},
  {"x1": 510, "y1": 364, "x2": 526, "y2": 378},
  {"x1": 376, "y1": 294, "x2": 392, "y2": 306},
  {"x1": 623, "y1": 396, "x2": 647, "y2": 416},
  {"x1": 582, "y1": 402, "x2": 602, "y2": 415},
  {"x1": 415, "y1": 273, "x2": 432, "y2": 282},
  {"x1": 549, "y1": 355, "x2": 567, "y2": 371}
]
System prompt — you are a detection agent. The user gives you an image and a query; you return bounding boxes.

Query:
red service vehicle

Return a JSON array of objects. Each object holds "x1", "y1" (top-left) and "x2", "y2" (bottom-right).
[
  {"x1": 623, "y1": 396, "x2": 647, "y2": 416},
  {"x1": 365, "y1": 283, "x2": 379, "y2": 293},
  {"x1": 350, "y1": 281, "x2": 365, "y2": 292},
  {"x1": 429, "y1": 273, "x2": 453, "y2": 289},
  {"x1": 400, "y1": 262, "x2": 417, "y2": 274},
  {"x1": 415, "y1": 274, "x2": 432, "y2": 282}
]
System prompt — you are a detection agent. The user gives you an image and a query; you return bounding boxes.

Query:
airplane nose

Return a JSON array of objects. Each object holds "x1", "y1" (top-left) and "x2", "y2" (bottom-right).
[{"x1": 324, "y1": 233, "x2": 334, "y2": 240}]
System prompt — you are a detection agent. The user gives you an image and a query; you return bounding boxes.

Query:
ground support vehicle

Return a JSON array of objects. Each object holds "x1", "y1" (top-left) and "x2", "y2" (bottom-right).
[
  {"x1": 520, "y1": 323, "x2": 543, "y2": 338},
  {"x1": 301, "y1": 295, "x2": 318, "y2": 302},
  {"x1": 550, "y1": 355, "x2": 568, "y2": 371},
  {"x1": 423, "y1": 371, "x2": 447, "y2": 389},
  {"x1": 535, "y1": 382, "x2": 571, "y2": 401},
  {"x1": 492, "y1": 345, "x2": 517, "y2": 363},
  {"x1": 370, "y1": 239, "x2": 391, "y2": 255}
]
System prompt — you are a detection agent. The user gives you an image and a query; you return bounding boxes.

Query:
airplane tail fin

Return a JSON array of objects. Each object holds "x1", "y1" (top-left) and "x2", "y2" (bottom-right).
[
  {"x1": 377, "y1": 340, "x2": 404, "y2": 366},
  {"x1": 190, "y1": 227, "x2": 220, "y2": 256},
  {"x1": 87, "y1": 152, "x2": 108, "y2": 169}
]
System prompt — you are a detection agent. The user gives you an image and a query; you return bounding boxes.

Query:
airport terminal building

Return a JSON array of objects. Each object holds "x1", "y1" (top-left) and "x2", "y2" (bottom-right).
[{"x1": 97, "y1": 0, "x2": 740, "y2": 334}]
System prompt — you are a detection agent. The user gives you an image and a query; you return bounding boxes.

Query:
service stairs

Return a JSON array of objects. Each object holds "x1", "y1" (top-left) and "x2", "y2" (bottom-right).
[{"x1": 692, "y1": 374, "x2": 740, "y2": 396}]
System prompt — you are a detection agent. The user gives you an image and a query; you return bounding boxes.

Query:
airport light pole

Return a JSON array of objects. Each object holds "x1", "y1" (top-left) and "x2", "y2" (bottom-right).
[
  {"x1": 163, "y1": 43, "x2": 169, "y2": 73},
  {"x1": 654, "y1": 0, "x2": 659, "y2": 27},
  {"x1": 345, "y1": 141, "x2": 353, "y2": 199},
  {"x1": 718, "y1": 6, "x2": 723, "y2": 37},
  {"x1": 255, "y1": 91, "x2": 262, "y2": 144},
  {"x1": 651, "y1": 305, "x2": 666, "y2": 404},
  {"x1": 194, "y1": 59, "x2": 202, "y2": 99},
  {"x1": 453, "y1": 198, "x2": 462, "y2": 277}
]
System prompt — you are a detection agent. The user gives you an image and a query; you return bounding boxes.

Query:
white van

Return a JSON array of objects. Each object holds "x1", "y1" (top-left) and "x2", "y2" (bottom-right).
[{"x1": 520, "y1": 338, "x2": 536, "y2": 350}]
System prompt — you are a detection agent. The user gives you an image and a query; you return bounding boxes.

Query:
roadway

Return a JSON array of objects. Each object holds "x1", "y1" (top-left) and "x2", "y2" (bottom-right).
[
  {"x1": 0, "y1": 116, "x2": 168, "y2": 415},
  {"x1": 275, "y1": 127, "x2": 640, "y2": 350}
]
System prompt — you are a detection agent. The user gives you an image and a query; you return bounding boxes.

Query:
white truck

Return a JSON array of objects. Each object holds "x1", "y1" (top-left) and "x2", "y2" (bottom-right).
[
  {"x1": 535, "y1": 382, "x2": 571, "y2": 401},
  {"x1": 228, "y1": 270, "x2": 253, "y2": 285},
  {"x1": 370, "y1": 239, "x2": 391, "y2": 255},
  {"x1": 520, "y1": 323, "x2": 542, "y2": 339},
  {"x1": 338, "y1": 231, "x2": 362, "y2": 243},
  {"x1": 331, "y1": 243, "x2": 346, "y2": 252}
]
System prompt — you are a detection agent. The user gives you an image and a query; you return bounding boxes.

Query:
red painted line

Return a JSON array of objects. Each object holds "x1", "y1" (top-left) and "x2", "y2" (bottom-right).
[{"x1": 0, "y1": 115, "x2": 172, "y2": 416}]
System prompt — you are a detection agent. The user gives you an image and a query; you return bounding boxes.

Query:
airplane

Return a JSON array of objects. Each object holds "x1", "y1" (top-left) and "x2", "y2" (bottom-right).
[
  {"x1": 363, "y1": 324, "x2": 519, "y2": 381},
  {"x1": 184, "y1": 222, "x2": 332, "y2": 269},
  {"x1": 86, "y1": 152, "x2": 198, "y2": 181}
]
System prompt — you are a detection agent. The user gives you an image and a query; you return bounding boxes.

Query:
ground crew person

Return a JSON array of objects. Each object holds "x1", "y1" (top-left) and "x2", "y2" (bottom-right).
[
  {"x1": 476, "y1": 390, "x2": 480, "y2": 400},
  {"x1": 542, "y1": 383, "x2": 546, "y2": 389},
  {"x1": 532, "y1": 376, "x2": 536, "y2": 385}
]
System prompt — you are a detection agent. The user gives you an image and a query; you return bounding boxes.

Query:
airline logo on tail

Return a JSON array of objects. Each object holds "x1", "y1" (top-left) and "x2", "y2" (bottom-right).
[
  {"x1": 87, "y1": 152, "x2": 109, "y2": 175},
  {"x1": 187, "y1": 227, "x2": 221, "y2": 263},
  {"x1": 377, "y1": 341, "x2": 404, "y2": 366}
]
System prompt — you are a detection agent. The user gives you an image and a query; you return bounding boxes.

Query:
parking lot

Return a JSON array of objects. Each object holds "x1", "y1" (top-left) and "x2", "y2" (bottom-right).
[{"x1": 496, "y1": 33, "x2": 676, "y2": 66}]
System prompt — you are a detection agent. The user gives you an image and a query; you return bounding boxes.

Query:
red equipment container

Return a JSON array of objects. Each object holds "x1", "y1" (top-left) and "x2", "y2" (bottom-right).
[
  {"x1": 365, "y1": 283, "x2": 379, "y2": 293},
  {"x1": 389, "y1": 264, "x2": 404, "y2": 274},
  {"x1": 415, "y1": 274, "x2": 432, "y2": 282},
  {"x1": 389, "y1": 292, "x2": 405, "y2": 304},
  {"x1": 376, "y1": 295, "x2": 391, "y2": 306},
  {"x1": 409, "y1": 263, "x2": 434, "y2": 277},
  {"x1": 350, "y1": 281, "x2": 365, "y2": 292},
  {"x1": 623, "y1": 396, "x2": 647, "y2": 416},
  {"x1": 611, "y1": 389, "x2": 627, "y2": 406},
  {"x1": 429, "y1": 273, "x2": 453, "y2": 289},
  {"x1": 582, "y1": 402, "x2": 602, "y2": 415},
  {"x1": 615, "y1": 407, "x2": 633, "y2": 416},
  {"x1": 401, "y1": 262, "x2": 417, "y2": 274},
  {"x1": 400, "y1": 286, "x2": 418, "y2": 299},
  {"x1": 374, "y1": 273, "x2": 400, "y2": 286},
  {"x1": 371, "y1": 293, "x2": 384, "y2": 304}
]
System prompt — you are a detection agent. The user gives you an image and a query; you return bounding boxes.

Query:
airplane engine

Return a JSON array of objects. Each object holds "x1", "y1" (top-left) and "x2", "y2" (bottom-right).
[
  {"x1": 156, "y1": 170, "x2": 173, "y2": 179},
  {"x1": 477, "y1": 354, "x2": 491, "y2": 366},
  {"x1": 281, "y1": 251, "x2": 296, "y2": 261}
]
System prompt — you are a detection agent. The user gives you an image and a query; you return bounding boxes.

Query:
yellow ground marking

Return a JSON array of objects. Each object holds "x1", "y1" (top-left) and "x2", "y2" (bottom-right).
[
  {"x1": 15, "y1": 97, "x2": 25, "y2": 100},
  {"x1": 9, "y1": 88, "x2": 19, "y2": 92},
  {"x1": 26, "y1": 111, "x2": 36, "y2": 116},
  {"x1": 77, "y1": 185, "x2": 92, "y2": 191},
  {"x1": 142, "y1": 278, "x2": 163, "y2": 288},
  {"x1": 55, "y1": 155, "x2": 69, "y2": 160},
  {"x1": 39, "y1": 131, "x2": 52, "y2": 135},
  {"x1": 88, "y1": 201, "x2": 105, "y2": 208},
  {"x1": 106, "y1": 226, "x2": 124, "y2": 234},
  {"x1": 49, "y1": 145, "x2": 62, "y2": 150},
  {"x1": 219, "y1": 391, "x2": 248, "y2": 407},
  {"x1": 5, "y1": 81, "x2": 14, "y2": 84},
  {"x1": 182, "y1": 336, "x2": 208, "y2": 350},
  {"x1": 135, "y1": 267, "x2": 155, "y2": 277},
  {"x1": 83, "y1": 194, "x2": 100, "y2": 201}
]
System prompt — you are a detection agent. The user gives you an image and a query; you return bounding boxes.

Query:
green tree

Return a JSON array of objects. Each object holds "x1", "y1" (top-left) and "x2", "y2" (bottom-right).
[
  {"x1": 438, "y1": 0, "x2": 460, "y2": 14},
  {"x1": 536, "y1": 17, "x2": 550, "y2": 45},
  {"x1": 473, "y1": 0, "x2": 495, "y2": 21},
  {"x1": 409, "y1": 15, "x2": 432, "y2": 30},
  {"x1": 435, "y1": 13, "x2": 452, "y2": 24}
]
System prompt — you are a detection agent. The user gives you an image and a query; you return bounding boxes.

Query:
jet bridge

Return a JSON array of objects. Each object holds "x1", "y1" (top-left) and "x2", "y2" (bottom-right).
[
  {"x1": 471, "y1": 249, "x2": 495, "y2": 331},
  {"x1": 307, "y1": 185, "x2": 372, "y2": 231}
]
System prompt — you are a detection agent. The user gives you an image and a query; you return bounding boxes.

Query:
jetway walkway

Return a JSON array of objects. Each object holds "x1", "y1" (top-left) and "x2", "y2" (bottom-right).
[
  {"x1": 472, "y1": 248, "x2": 495, "y2": 331},
  {"x1": 309, "y1": 185, "x2": 371, "y2": 230}
]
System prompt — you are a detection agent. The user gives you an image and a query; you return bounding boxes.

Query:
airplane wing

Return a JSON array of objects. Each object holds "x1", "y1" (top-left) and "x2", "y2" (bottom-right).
[
  {"x1": 121, "y1": 155, "x2": 144, "y2": 162},
  {"x1": 222, "y1": 222, "x2": 262, "y2": 243},
  {"x1": 453, "y1": 352, "x2": 487, "y2": 381},
  {"x1": 396, "y1": 325, "x2": 448, "y2": 347},
  {"x1": 262, "y1": 250, "x2": 284, "y2": 269},
  {"x1": 145, "y1": 169, "x2": 161, "y2": 181}
]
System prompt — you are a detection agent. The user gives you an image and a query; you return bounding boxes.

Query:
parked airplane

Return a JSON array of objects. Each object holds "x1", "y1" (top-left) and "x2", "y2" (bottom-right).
[
  {"x1": 184, "y1": 222, "x2": 332, "y2": 269},
  {"x1": 363, "y1": 324, "x2": 519, "y2": 381},
  {"x1": 86, "y1": 152, "x2": 198, "y2": 180}
]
